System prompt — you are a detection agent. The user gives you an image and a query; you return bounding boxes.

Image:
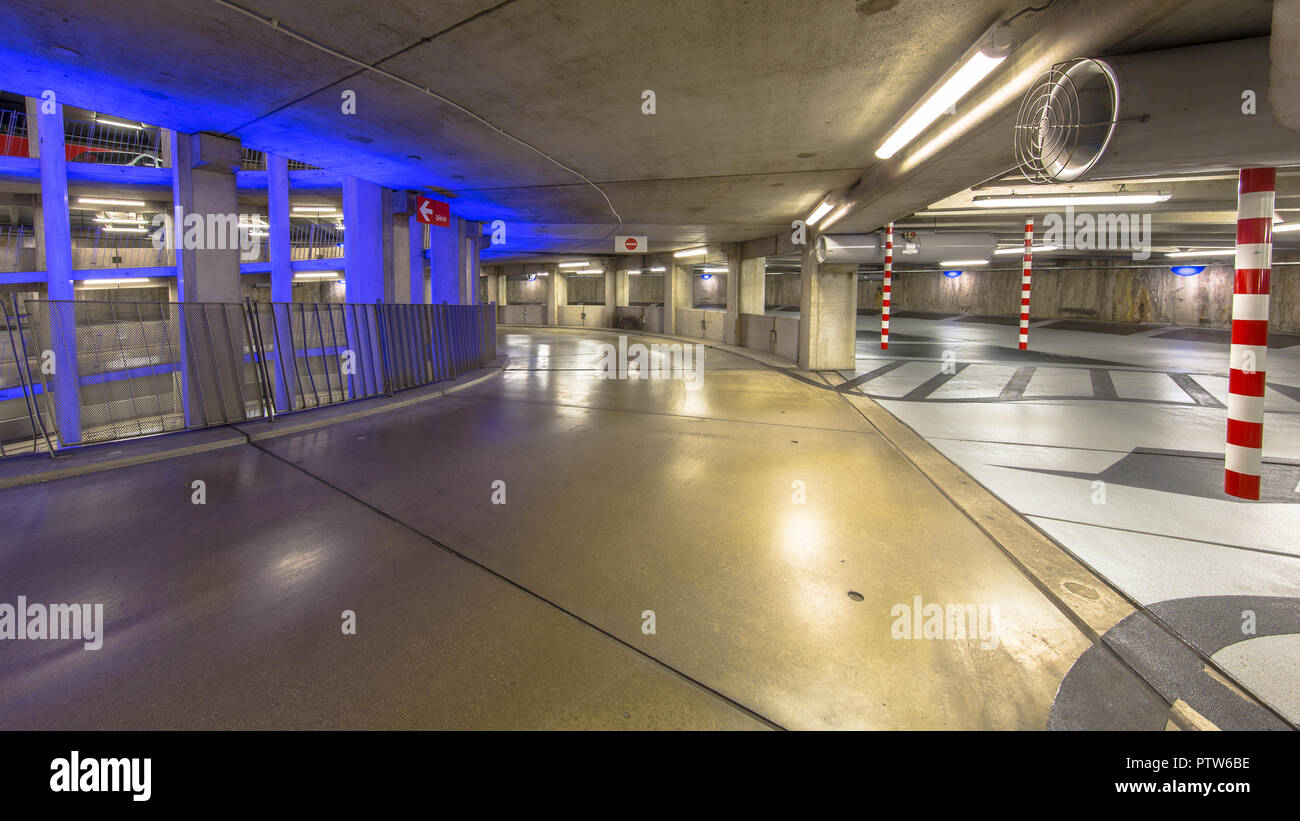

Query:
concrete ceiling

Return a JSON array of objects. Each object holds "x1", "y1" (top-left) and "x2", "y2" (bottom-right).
[{"x1": 0, "y1": 0, "x2": 1282, "y2": 263}]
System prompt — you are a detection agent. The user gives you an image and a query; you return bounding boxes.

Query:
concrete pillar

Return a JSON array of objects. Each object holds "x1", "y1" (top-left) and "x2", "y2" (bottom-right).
[
  {"x1": 33, "y1": 95, "x2": 80, "y2": 444},
  {"x1": 545, "y1": 263, "x2": 565, "y2": 325},
  {"x1": 170, "y1": 131, "x2": 243, "y2": 426},
  {"x1": 341, "y1": 176, "x2": 386, "y2": 304},
  {"x1": 430, "y1": 214, "x2": 460, "y2": 303},
  {"x1": 388, "y1": 191, "x2": 415, "y2": 305},
  {"x1": 266, "y1": 153, "x2": 293, "y2": 412},
  {"x1": 664, "y1": 261, "x2": 681, "y2": 334},
  {"x1": 739, "y1": 256, "x2": 765, "y2": 315},
  {"x1": 460, "y1": 220, "x2": 480, "y2": 304},
  {"x1": 605, "y1": 260, "x2": 620, "y2": 327},
  {"x1": 171, "y1": 132, "x2": 242, "y2": 302},
  {"x1": 407, "y1": 213, "x2": 425, "y2": 304},
  {"x1": 496, "y1": 269, "x2": 509, "y2": 305},
  {"x1": 722, "y1": 243, "x2": 741, "y2": 345},
  {"x1": 797, "y1": 237, "x2": 858, "y2": 370}
]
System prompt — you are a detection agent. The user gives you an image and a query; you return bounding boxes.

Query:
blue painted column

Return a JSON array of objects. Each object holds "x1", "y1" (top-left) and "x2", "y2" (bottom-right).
[
  {"x1": 34, "y1": 97, "x2": 81, "y2": 445},
  {"x1": 342, "y1": 175, "x2": 386, "y2": 395},
  {"x1": 267, "y1": 153, "x2": 294, "y2": 411}
]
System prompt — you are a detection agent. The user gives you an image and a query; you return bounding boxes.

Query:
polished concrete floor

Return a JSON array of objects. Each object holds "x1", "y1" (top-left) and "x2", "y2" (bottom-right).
[{"x1": 0, "y1": 327, "x2": 1287, "y2": 729}]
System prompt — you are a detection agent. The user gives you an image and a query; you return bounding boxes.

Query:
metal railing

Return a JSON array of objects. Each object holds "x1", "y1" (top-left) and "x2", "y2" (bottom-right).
[
  {"x1": 0, "y1": 226, "x2": 36, "y2": 273},
  {"x1": 240, "y1": 149, "x2": 321, "y2": 171},
  {"x1": 0, "y1": 296, "x2": 55, "y2": 456},
  {"x1": 0, "y1": 109, "x2": 28, "y2": 158},
  {"x1": 70, "y1": 226, "x2": 175, "y2": 269},
  {"x1": 63, "y1": 118, "x2": 162, "y2": 167},
  {"x1": 2, "y1": 298, "x2": 496, "y2": 455}
]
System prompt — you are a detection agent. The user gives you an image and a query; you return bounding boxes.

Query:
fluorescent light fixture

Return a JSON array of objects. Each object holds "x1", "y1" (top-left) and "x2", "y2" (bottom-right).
[
  {"x1": 93, "y1": 217, "x2": 146, "y2": 224},
  {"x1": 558, "y1": 261, "x2": 590, "y2": 268},
  {"x1": 806, "y1": 200, "x2": 833, "y2": 226},
  {"x1": 575, "y1": 268, "x2": 603, "y2": 274},
  {"x1": 78, "y1": 197, "x2": 145, "y2": 207},
  {"x1": 79, "y1": 277, "x2": 151, "y2": 285},
  {"x1": 1165, "y1": 249, "x2": 1236, "y2": 258},
  {"x1": 294, "y1": 272, "x2": 342, "y2": 280},
  {"x1": 700, "y1": 266, "x2": 728, "y2": 273},
  {"x1": 626, "y1": 269, "x2": 641, "y2": 275},
  {"x1": 1274, "y1": 222, "x2": 1300, "y2": 233},
  {"x1": 103, "y1": 226, "x2": 147, "y2": 233},
  {"x1": 648, "y1": 266, "x2": 666, "y2": 272},
  {"x1": 972, "y1": 193, "x2": 1171, "y2": 208},
  {"x1": 994, "y1": 244, "x2": 1058, "y2": 254},
  {"x1": 874, "y1": 27, "x2": 1012, "y2": 160},
  {"x1": 292, "y1": 206, "x2": 339, "y2": 213},
  {"x1": 938, "y1": 259, "x2": 989, "y2": 266},
  {"x1": 248, "y1": 230, "x2": 269, "y2": 237},
  {"x1": 673, "y1": 247, "x2": 707, "y2": 258},
  {"x1": 95, "y1": 116, "x2": 143, "y2": 129}
]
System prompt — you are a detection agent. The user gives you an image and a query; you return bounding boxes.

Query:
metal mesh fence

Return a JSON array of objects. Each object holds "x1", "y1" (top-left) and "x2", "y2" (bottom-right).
[{"x1": 0, "y1": 298, "x2": 497, "y2": 454}]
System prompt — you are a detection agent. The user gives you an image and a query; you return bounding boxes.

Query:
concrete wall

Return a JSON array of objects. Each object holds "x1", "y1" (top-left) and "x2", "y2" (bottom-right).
[
  {"x1": 505, "y1": 276, "x2": 547, "y2": 304},
  {"x1": 888, "y1": 259, "x2": 1299, "y2": 331},
  {"x1": 564, "y1": 274, "x2": 605, "y2": 304},
  {"x1": 765, "y1": 273, "x2": 800, "y2": 308},
  {"x1": 692, "y1": 274, "x2": 726, "y2": 307},
  {"x1": 629, "y1": 274, "x2": 663, "y2": 304}
]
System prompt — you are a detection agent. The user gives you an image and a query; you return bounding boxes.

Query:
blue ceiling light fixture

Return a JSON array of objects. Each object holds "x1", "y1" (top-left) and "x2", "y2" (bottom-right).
[
  {"x1": 1171, "y1": 265, "x2": 1205, "y2": 276},
  {"x1": 700, "y1": 273, "x2": 712, "y2": 280},
  {"x1": 942, "y1": 269, "x2": 963, "y2": 278},
  {"x1": 527, "y1": 273, "x2": 537, "y2": 281}
]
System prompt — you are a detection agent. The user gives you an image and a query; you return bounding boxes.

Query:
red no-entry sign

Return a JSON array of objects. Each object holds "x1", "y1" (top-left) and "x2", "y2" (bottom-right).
[
  {"x1": 616, "y1": 235, "x2": 647, "y2": 253},
  {"x1": 416, "y1": 196, "x2": 450, "y2": 227}
]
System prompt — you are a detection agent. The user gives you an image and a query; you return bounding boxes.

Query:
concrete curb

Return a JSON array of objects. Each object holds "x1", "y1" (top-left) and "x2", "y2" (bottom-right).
[{"x1": 0, "y1": 364, "x2": 507, "y2": 489}]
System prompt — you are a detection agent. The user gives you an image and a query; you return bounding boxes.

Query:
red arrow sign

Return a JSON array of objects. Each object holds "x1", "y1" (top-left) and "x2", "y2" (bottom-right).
[{"x1": 416, "y1": 196, "x2": 450, "y2": 227}]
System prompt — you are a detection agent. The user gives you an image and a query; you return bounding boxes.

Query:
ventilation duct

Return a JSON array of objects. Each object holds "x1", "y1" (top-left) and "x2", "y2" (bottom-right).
[
  {"x1": 816, "y1": 231, "x2": 996, "y2": 264},
  {"x1": 1015, "y1": 37, "x2": 1300, "y2": 183}
]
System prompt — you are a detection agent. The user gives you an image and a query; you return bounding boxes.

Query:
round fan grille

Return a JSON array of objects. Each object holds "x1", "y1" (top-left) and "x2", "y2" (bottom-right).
[{"x1": 1015, "y1": 58, "x2": 1119, "y2": 183}]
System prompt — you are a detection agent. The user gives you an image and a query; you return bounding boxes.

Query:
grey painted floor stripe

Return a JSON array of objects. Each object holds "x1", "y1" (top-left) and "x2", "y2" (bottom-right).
[
  {"x1": 1170, "y1": 372, "x2": 1226, "y2": 407},
  {"x1": 838, "y1": 359, "x2": 908, "y2": 392},
  {"x1": 1267, "y1": 380, "x2": 1300, "y2": 405},
  {"x1": 1089, "y1": 368, "x2": 1118, "y2": 400},
  {"x1": 999, "y1": 366, "x2": 1036, "y2": 399},
  {"x1": 902, "y1": 362, "x2": 970, "y2": 400}
]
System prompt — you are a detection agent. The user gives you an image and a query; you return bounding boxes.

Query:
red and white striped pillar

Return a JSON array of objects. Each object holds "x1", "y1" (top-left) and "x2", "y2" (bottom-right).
[
  {"x1": 881, "y1": 222, "x2": 893, "y2": 350},
  {"x1": 1019, "y1": 217, "x2": 1033, "y2": 350},
  {"x1": 1225, "y1": 167, "x2": 1275, "y2": 500}
]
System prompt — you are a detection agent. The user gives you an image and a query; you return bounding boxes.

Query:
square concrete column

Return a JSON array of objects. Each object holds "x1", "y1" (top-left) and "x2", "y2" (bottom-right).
[
  {"x1": 31, "y1": 95, "x2": 80, "y2": 444},
  {"x1": 797, "y1": 238, "x2": 858, "y2": 370},
  {"x1": 342, "y1": 176, "x2": 387, "y2": 304},
  {"x1": 545, "y1": 263, "x2": 565, "y2": 325},
  {"x1": 664, "y1": 261, "x2": 681, "y2": 334},
  {"x1": 407, "y1": 213, "x2": 426, "y2": 304},
  {"x1": 169, "y1": 131, "x2": 244, "y2": 426},
  {"x1": 430, "y1": 213, "x2": 460, "y2": 304},
  {"x1": 605, "y1": 260, "x2": 621, "y2": 327},
  {"x1": 722, "y1": 243, "x2": 741, "y2": 345},
  {"x1": 739, "y1": 256, "x2": 766, "y2": 315},
  {"x1": 387, "y1": 191, "x2": 415, "y2": 305},
  {"x1": 460, "y1": 220, "x2": 481, "y2": 304},
  {"x1": 171, "y1": 132, "x2": 242, "y2": 303}
]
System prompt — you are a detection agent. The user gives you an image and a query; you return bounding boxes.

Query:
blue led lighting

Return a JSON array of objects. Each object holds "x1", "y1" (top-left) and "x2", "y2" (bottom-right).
[
  {"x1": 942, "y1": 269, "x2": 963, "y2": 278},
  {"x1": 1171, "y1": 265, "x2": 1205, "y2": 276},
  {"x1": 700, "y1": 273, "x2": 712, "y2": 280}
]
